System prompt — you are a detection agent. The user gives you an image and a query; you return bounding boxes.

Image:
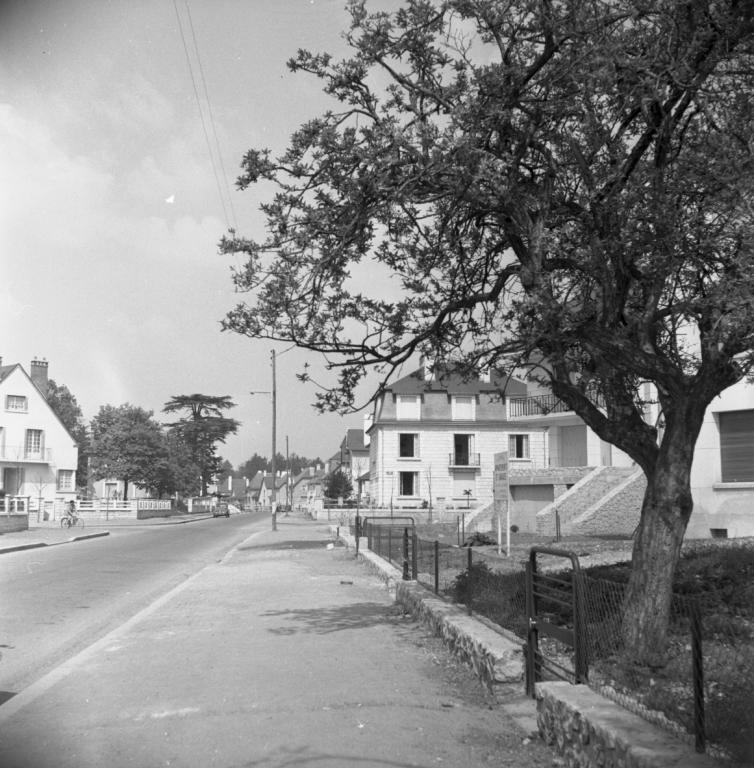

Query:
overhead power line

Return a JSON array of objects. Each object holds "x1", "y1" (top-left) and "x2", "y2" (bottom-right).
[{"x1": 172, "y1": 0, "x2": 237, "y2": 231}]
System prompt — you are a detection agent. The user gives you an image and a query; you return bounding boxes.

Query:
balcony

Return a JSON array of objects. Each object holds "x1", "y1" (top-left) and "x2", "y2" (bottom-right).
[
  {"x1": 0, "y1": 445, "x2": 53, "y2": 463},
  {"x1": 508, "y1": 394, "x2": 572, "y2": 417},
  {"x1": 449, "y1": 452, "x2": 481, "y2": 468}
]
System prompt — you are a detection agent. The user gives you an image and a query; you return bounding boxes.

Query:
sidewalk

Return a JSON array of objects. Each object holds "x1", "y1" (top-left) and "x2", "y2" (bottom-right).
[{"x1": 0, "y1": 516, "x2": 553, "y2": 768}]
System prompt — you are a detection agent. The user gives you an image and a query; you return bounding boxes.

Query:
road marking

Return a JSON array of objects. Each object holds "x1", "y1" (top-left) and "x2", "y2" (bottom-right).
[{"x1": 0, "y1": 529, "x2": 265, "y2": 724}]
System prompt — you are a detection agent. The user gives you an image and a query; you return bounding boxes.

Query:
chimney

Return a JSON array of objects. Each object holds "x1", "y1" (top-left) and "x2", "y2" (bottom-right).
[
  {"x1": 30, "y1": 358, "x2": 49, "y2": 396},
  {"x1": 363, "y1": 413, "x2": 373, "y2": 446},
  {"x1": 421, "y1": 355, "x2": 435, "y2": 381},
  {"x1": 480, "y1": 367, "x2": 491, "y2": 383}
]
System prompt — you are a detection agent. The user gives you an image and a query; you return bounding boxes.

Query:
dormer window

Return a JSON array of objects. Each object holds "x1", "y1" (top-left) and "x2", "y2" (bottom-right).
[
  {"x1": 396, "y1": 395, "x2": 421, "y2": 420},
  {"x1": 451, "y1": 396, "x2": 475, "y2": 420}
]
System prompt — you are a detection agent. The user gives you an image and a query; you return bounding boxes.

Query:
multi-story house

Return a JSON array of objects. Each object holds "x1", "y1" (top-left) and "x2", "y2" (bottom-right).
[
  {"x1": 499, "y1": 372, "x2": 754, "y2": 538},
  {"x1": 0, "y1": 358, "x2": 79, "y2": 515},
  {"x1": 367, "y1": 361, "x2": 540, "y2": 510}
]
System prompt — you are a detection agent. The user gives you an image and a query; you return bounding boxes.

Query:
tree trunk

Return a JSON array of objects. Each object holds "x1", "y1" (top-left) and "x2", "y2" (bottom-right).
[
  {"x1": 123, "y1": 478, "x2": 129, "y2": 502},
  {"x1": 621, "y1": 408, "x2": 701, "y2": 667}
]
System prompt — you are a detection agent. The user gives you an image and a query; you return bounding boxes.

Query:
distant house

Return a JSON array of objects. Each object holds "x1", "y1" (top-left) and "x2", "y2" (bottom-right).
[
  {"x1": 291, "y1": 465, "x2": 326, "y2": 508},
  {"x1": 338, "y1": 429, "x2": 370, "y2": 500},
  {"x1": 248, "y1": 471, "x2": 289, "y2": 507},
  {"x1": 0, "y1": 358, "x2": 79, "y2": 515}
]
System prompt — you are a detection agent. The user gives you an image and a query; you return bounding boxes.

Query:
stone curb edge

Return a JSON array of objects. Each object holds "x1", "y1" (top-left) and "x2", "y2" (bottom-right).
[{"x1": 0, "y1": 531, "x2": 111, "y2": 555}]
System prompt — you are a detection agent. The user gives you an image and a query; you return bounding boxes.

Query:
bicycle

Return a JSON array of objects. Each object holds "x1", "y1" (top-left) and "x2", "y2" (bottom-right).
[{"x1": 60, "y1": 513, "x2": 84, "y2": 529}]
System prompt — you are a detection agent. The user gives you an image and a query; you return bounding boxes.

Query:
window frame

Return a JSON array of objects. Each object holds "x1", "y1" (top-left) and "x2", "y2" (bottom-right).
[
  {"x1": 57, "y1": 469, "x2": 74, "y2": 491},
  {"x1": 25, "y1": 428, "x2": 43, "y2": 457},
  {"x1": 451, "y1": 395, "x2": 476, "y2": 421},
  {"x1": 719, "y1": 410, "x2": 754, "y2": 483},
  {"x1": 398, "y1": 471, "x2": 418, "y2": 497},
  {"x1": 398, "y1": 433, "x2": 419, "y2": 458},
  {"x1": 396, "y1": 394, "x2": 421, "y2": 420},
  {"x1": 509, "y1": 433, "x2": 530, "y2": 460},
  {"x1": 6, "y1": 395, "x2": 28, "y2": 412}
]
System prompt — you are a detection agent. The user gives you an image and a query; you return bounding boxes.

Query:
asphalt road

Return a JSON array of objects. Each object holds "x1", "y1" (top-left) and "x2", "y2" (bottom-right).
[{"x1": 0, "y1": 513, "x2": 266, "y2": 696}]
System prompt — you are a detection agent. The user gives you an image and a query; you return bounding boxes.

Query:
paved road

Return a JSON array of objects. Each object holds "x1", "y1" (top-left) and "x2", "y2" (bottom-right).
[
  {"x1": 0, "y1": 513, "x2": 265, "y2": 694},
  {"x1": 0, "y1": 515, "x2": 554, "y2": 768}
]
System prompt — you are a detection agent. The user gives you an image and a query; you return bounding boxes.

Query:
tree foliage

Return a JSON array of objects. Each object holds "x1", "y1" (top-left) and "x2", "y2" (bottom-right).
[
  {"x1": 163, "y1": 394, "x2": 239, "y2": 496},
  {"x1": 324, "y1": 468, "x2": 353, "y2": 500},
  {"x1": 221, "y1": 0, "x2": 754, "y2": 664},
  {"x1": 89, "y1": 404, "x2": 168, "y2": 500},
  {"x1": 47, "y1": 379, "x2": 89, "y2": 487},
  {"x1": 235, "y1": 452, "x2": 323, "y2": 478}
]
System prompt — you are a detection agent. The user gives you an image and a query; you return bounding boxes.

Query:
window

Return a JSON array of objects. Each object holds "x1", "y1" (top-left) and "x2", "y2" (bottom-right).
[
  {"x1": 396, "y1": 395, "x2": 421, "y2": 420},
  {"x1": 6, "y1": 395, "x2": 27, "y2": 412},
  {"x1": 509, "y1": 433, "x2": 530, "y2": 459},
  {"x1": 453, "y1": 434, "x2": 473, "y2": 465},
  {"x1": 399, "y1": 471, "x2": 418, "y2": 496},
  {"x1": 720, "y1": 410, "x2": 754, "y2": 482},
  {"x1": 399, "y1": 433, "x2": 419, "y2": 458},
  {"x1": 25, "y1": 429, "x2": 43, "y2": 457},
  {"x1": 451, "y1": 396, "x2": 475, "y2": 420},
  {"x1": 57, "y1": 470, "x2": 74, "y2": 491}
]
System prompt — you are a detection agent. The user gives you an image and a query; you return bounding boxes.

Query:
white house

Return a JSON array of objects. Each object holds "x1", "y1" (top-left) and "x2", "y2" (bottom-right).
[
  {"x1": 367, "y1": 359, "x2": 754, "y2": 538},
  {"x1": 367, "y1": 362, "x2": 544, "y2": 510},
  {"x1": 0, "y1": 358, "x2": 79, "y2": 516}
]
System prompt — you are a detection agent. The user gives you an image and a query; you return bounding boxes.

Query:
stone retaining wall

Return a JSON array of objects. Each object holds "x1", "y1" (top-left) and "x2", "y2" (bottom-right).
[{"x1": 536, "y1": 682, "x2": 719, "y2": 768}]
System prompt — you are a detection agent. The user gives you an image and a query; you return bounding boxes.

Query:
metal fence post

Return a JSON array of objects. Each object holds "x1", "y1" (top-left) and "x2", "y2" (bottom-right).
[
  {"x1": 434, "y1": 539, "x2": 439, "y2": 594},
  {"x1": 411, "y1": 530, "x2": 418, "y2": 580},
  {"x1": 467, "y1": 546, "x2": 473, "y2": 615},
  {"x1": 355, "y1": 512, "x2": 360, "y2": 556},
  {"x1": 691, "y1": 601, "x2": 706, "y2": 753},
  {"x1": 402, "y1": 527, "x2": 410, "y2": 580}
]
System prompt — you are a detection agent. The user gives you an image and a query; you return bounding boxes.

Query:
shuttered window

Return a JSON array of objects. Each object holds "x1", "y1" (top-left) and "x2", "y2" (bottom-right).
[{"x1": 720, "y1": 410, "x2": 754, "y2": 482}]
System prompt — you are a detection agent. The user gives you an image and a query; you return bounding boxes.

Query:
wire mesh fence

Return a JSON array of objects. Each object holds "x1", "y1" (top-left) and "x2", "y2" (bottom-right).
[{"x1": 356, "y1": 525, "x2": 753, "y2": 763}]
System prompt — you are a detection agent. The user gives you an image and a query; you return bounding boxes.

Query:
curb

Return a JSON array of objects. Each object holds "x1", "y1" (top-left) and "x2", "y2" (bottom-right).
[{"x1": 0, "y1": 530, "x2": 111, "y2": 555}]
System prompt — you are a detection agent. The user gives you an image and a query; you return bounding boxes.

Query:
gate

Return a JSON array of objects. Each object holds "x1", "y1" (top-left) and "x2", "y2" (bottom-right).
[{"x1": 525, "y1": 547, "x2": 588, "y2": 697}]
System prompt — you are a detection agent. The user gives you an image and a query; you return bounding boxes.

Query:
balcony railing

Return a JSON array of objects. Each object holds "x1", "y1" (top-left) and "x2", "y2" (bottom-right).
[
  {"x1": 0, "y1": 446, "x2": 53, "y2": 462},
  {"x1": 508, "y1": 394, "x2": 573, "y2": 417},
  {"x1": 449, "y1": 452, "x2": 481, "y2": 467}
]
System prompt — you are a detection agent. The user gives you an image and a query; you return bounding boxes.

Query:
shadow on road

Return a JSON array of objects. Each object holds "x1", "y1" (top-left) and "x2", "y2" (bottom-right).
[
  {"x1": 238, "y1": 540, "x2": 341, "y2": 552},
  {"x1": 261, "y1": 601, "x2": 404, "y2": 635}
]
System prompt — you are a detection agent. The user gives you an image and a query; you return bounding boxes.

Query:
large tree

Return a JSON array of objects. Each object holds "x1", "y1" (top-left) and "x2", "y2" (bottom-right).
[
  {"x1": 220, "y1": 0, "x2": 754, "y2": 665},
  {"x1": 89, "y1": 404, "x2": 168, "y2": 500},
  {"x1": 163, "y1": 395, "x2": 239, "y2": 496}
]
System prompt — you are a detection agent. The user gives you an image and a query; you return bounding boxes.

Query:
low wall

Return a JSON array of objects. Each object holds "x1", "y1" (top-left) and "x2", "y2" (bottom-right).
[
  {"x1": 536, "y1": 682, "x2": 719, "y2": 768},
  {"x1": 0, "y1": 514, "x2": 29, "y2": 534}
]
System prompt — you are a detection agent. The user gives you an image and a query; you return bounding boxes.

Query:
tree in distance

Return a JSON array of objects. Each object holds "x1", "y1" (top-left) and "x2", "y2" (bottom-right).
[
  {"x1": 89, "y1": 404, "x2": 169, "y2": 501},
  {"x1": 324, "y1": 467, "x2": 353, "y2": 501},
  {"x1": 163, "y1": 394, "x2": 239, "y2": 497},
  {"x1": 220, "y1": 0, "x2": 754, "y2": 666},
  {"x1": 46, "y1": 379, "x2": 89, "y2": 489}
]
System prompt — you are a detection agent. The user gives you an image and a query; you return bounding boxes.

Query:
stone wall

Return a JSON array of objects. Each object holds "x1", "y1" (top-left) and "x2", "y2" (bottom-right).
[{"x1": 536, "y1": 682, "x2": 718, "y2": 768}]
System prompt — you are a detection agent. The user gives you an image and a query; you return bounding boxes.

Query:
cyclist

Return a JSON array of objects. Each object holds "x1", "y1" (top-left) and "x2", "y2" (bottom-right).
[{"x1": 61, "y1": 499, "x2": 79, "y2": 527}]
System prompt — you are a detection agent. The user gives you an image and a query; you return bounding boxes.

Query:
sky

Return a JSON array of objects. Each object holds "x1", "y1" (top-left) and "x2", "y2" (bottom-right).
[{"x1": 0, "y1": 0, "x2": 407, "y2": 468}]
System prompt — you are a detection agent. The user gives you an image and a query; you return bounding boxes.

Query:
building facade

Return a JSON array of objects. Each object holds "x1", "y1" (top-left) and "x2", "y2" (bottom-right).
[
  {"x1": 367, "y1": 363, "x2": 542, "y2": 509},
  {"x1": 0, "y1": 358, "x2": 79, "y2": 514}
]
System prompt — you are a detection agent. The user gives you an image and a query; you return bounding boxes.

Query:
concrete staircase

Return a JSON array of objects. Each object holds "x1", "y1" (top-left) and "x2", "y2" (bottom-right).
[{"x1": 535, "y1": 466, "x2": 644, "y2": 536}]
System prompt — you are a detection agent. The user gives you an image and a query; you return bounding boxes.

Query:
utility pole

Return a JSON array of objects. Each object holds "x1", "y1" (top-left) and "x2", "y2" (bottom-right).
[
  {"x1": 286, "y1": 435, "x2": 290, "y2": 510},
  {"x1": 271, "y1": 349, "x2": 277, "y2": 531}
]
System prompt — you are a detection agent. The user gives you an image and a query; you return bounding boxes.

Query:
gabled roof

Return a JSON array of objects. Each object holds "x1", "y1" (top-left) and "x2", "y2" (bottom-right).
[
  {"x1": 0, "y1": 363, "x2": 18, "y2": 384},
  {"x1": 386, "y1": 365, "x2": 527, "y2": 397},
  {"x1": 340, "y1": 428, "x2": 367, "y2": 453}
]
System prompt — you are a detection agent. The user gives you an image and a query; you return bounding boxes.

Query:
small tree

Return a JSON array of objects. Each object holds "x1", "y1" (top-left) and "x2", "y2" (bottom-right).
[{"x1": 324, "y1": 468, "x2": 353, "y2": 500}]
